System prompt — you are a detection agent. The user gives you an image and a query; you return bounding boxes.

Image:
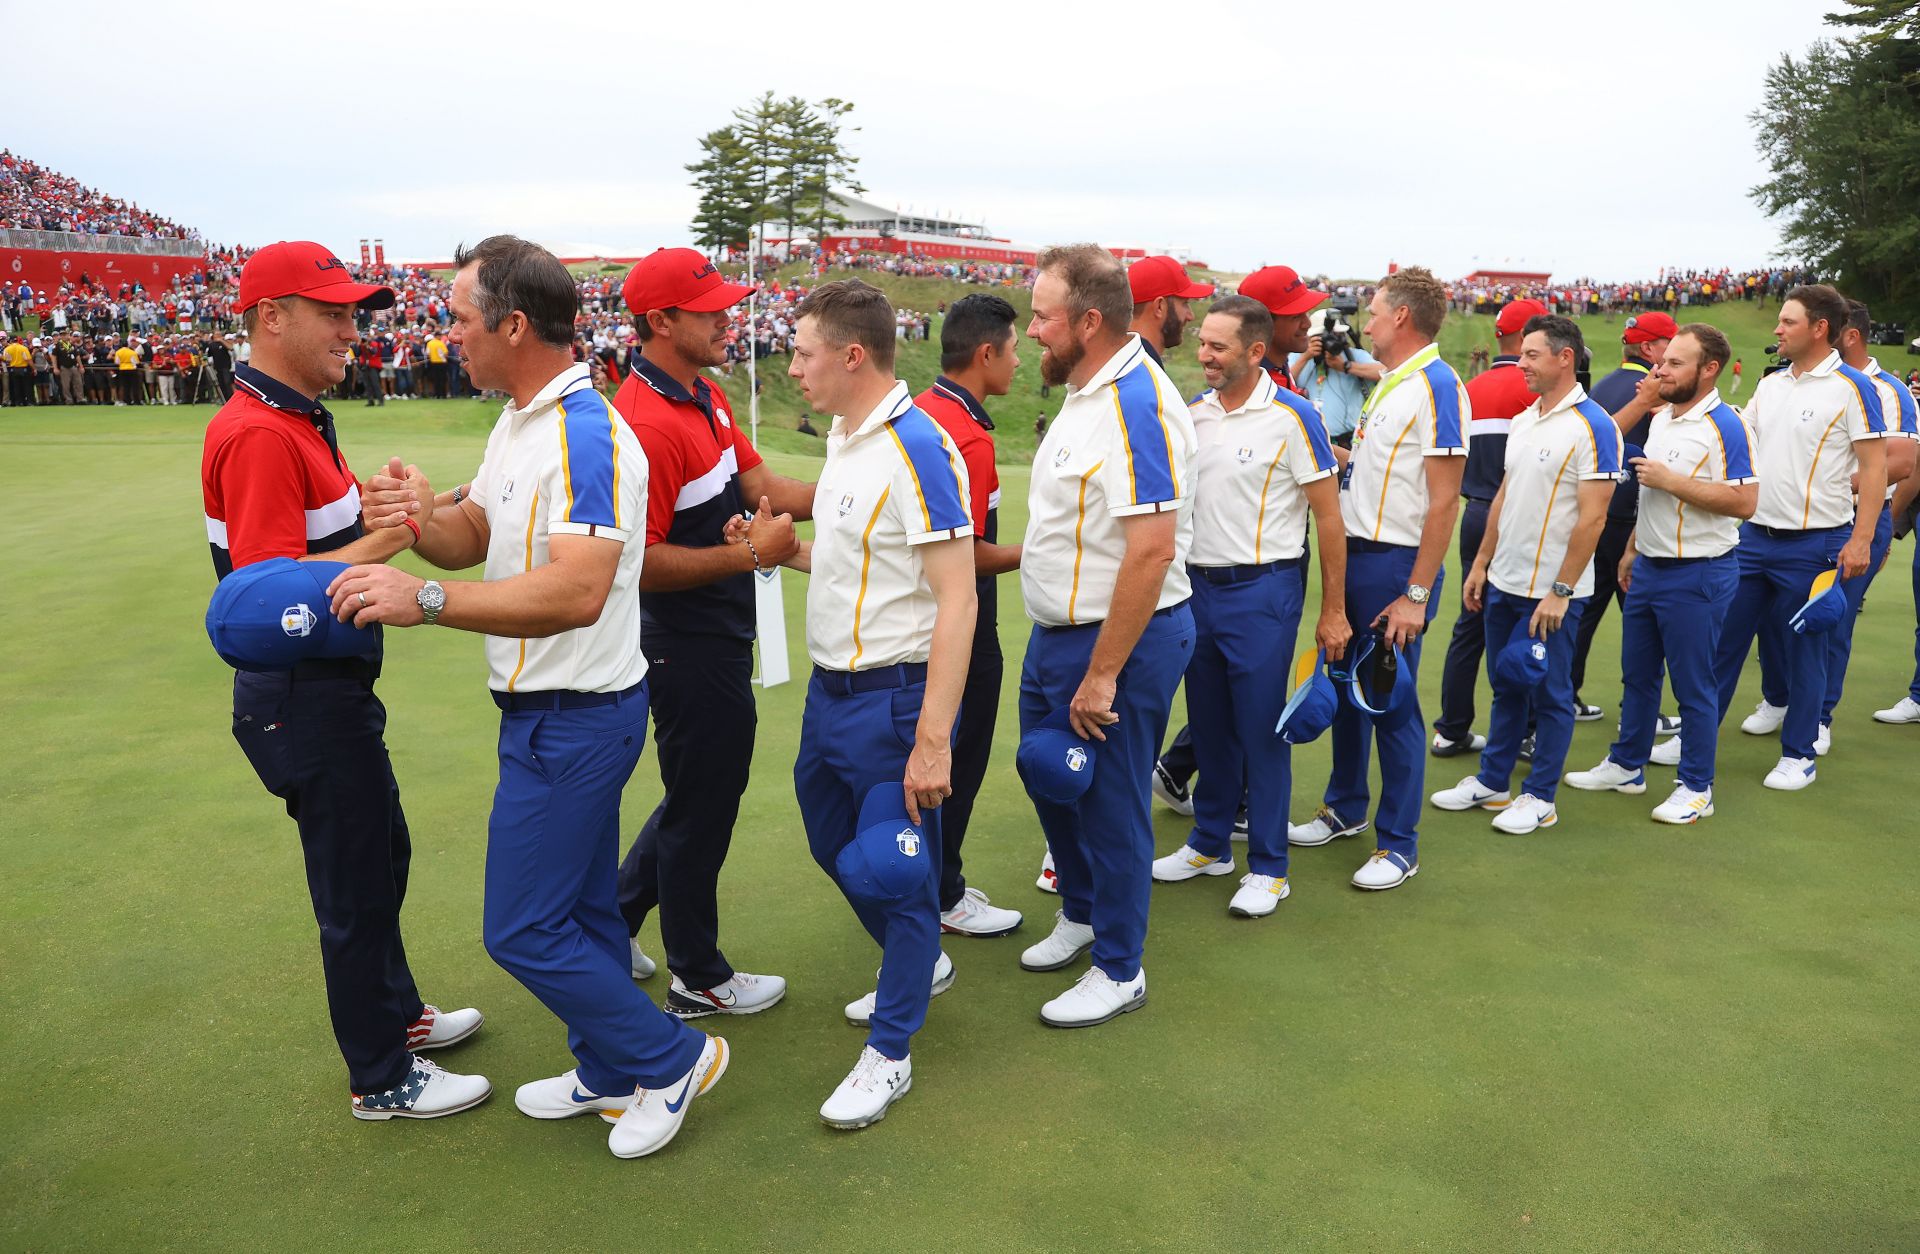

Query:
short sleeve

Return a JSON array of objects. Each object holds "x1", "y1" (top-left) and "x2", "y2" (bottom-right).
[
  {"x1": 1577, "y1": 404, "x2": 1624, "y2": 480},
  {"x1": 1279, "y1": 397, "x2": 1338, "y2": 486},
  {"x1": 888, "y1": 416, "x2": 973, "y2": 546},
  {"x1": 1846, "y1": 370, "x2": 1885, "y2": 440},
  {"x1": 1420, "y1": 368, "x2": 1468, "y2": 456},
  {"x1": 1102, "y1": 367, "x2": 1186, "y2": 517},
  {"x1": 1713, "y1": 409, "x2": 1759, "y2": 485},
  {"x1": 546, "y1": 392, "x2": 636, "y2": 542}
]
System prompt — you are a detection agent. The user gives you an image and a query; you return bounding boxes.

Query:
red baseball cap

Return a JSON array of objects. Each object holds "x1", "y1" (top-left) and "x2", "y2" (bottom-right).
[
  {"x1": 1623, "y1": 311, "x2": 1679, "y2": 344},
  {"x1": 236, "y1": 242, "x2": 394, "y2": 313},
  {"x1": 1494, "y1": 298, "x2": 1549, "y2": 337},
  {"x1": 1239, "y1": 266, "x2": 1327, "y2": 317},
  {"x1": 624, "y1": 247, "x2": 753, "y2": 315},
  {"x1": 1127, "y1": 255, "x2": 1214, "y2": 304}
]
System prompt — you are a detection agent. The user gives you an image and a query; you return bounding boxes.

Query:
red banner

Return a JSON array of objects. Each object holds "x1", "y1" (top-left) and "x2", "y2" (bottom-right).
[
  {"x1": 0, "y1": 245, "x2": 203, "y2": 296},
  {"x1": 359, "y1": 240, "x2": 371, "y2": 267},
  {"x1": 373, "y1": 239, "x2": 385, "y2": 266}
]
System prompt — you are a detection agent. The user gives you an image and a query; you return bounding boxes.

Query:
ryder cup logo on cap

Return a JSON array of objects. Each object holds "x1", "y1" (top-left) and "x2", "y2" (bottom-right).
[
  {"x1": 206, "y1": 558, "x2": 378, "y2": 671},
  {"x1": 1017, "y1": 707, "x2": 1097, "y2": 804},
  {"x1": 1492, "y1": 621, "x2": 1551, "y2": 691},
  {"x1": 835, "y1": 783, "x2": 933, "y2": 904},
  {"x1": 1790, "y1": 568, "x2": 1850, "y2": 636},
  {"x1": 1275, "y1": 650, "x2": 1338, "y2": 744}
]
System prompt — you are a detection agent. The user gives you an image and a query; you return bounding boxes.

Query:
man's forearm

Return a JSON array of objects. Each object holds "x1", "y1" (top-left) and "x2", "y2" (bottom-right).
[
  {"x1": 640, "y1": 540, "x2": 754, "y2": 592},
  {"x1": 974, "y1": 539, "x2": 1022, "y2": 576},
  {"x1": 1307, "y1": 482, "x2": 1346, "y2": 613},
  {"x1": 413, "y1": 495, "x2": 489, "y2": 569},
  {"x1": 916, "y1": 587, "x2": 976, "y2": 745},
  {"x1": 437, "y1": 559, "x2": 615, "y2": 638},
  {"x1": 1412, "y1": 496, "x2": 1458, "y2": 588},
  {"x1": 302, "y1": 524, "x2": 414, "y2": 568},
  {"x1": 1555, "y1": 508, "x2": 1608, "y2": 588},
  {"x1": 1661, "y1": 479, "x2": 1756, "y2": 518},
  {"x1": 1087, "y1": 551, "x2": 1172, "y2": 679}
]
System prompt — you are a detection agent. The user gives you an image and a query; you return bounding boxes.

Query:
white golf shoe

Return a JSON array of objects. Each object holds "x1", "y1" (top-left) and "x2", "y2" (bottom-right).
[
  {"x1": 1019, "y1": 910, "x2": 1094, "y2": 971},
  {"x1": 664, "y1": 972, "x2": 786, "y2": 1019},
  {"x1": 939, "y1": 887, "x2": 1023, "y2": 937},
  {"x1": 351, "y1": 1054, "x2": 491, "y2": 1121},
  {"x1": 1286, "y1": 804, "x2": 1368, "y2": 846},
  {"x1": 1814, "y1": 723, "x2": 1831, "y2": 757},
  {"x1": 513, "y1": 1068, "x2": 633, "y2": 1121},
  {"x1": 1150, "y1": 843, "x2": 1235, "y2": 882},
  {"x1": 408, "y1": 1004, "x2": 483, "y2": 1051},
  {"x1": 1563, "y1": 758, "x2": 1647, "y2": 794},
  {"x1": 1491, "y1": 794, "x2": 1557, "y2": 834},
  {"x1": 1648, "y1": 737, "x2": 1683, "y2": 766},
  {"x1": 844, "y1": 951, "x2": 955, "y2": 1026},
  {"x1": 820, "y1": 1045, "x2": 912, "y2": 1129},
  {"x1": 1150, "y1": 762, "x2": 1195, "y2": 816},
  {"x1": 1872, "y1": 696, "x2": 1920, "y2": 724},
  {"x1": 1350, "y1": 849, "x2": 1417, "y2": 890},
  {"x1": 629, "y1": 939, "x2": 657, "y2": 980},
  {"x1": 1741, "y1": 700, "x2": 1786, "y2": 735},
  {"x1": 607, "y1": 1034, "x2": 728, "y2": 1159},
  {"x1": 1040, "y1": 965, "x2": 1146, "y2": 1028},
  {"x1": 1036, "y1": 850, "x2": 1058, "y2": 895},
  {"x1": 1763, "y1": 756, "x2": 1816, "y2": 790},
  {"x1": 1228, "y1": 874, "x2": 1290, "y2": 918},
  {"x1": 1651, "y1": 784, "x2": 1714, "y2": 824},
  {"x1": 1430, "y1": 776, "x2": 1511, "y2": 811}
]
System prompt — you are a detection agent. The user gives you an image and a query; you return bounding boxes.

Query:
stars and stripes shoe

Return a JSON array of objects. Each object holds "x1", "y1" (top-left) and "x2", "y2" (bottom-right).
[
  {"x1": 1151, "y1": 843, "x2": 1235, "y2": 882},
  {"x1": 1740, "y1": 700, "x2": 1786, "y2": 735},
  {"x1": 351, "y1": 1054, "x2": 491, "y2": 1121},
  {"x1": 1350, "y1": 849, "x2": 1417, "y2": 890},
  {"x1": 820, "y1": 1045, "x2": 912, "y2": 1130},
  {"x1": 1873, "y1": 696, "x2": 1920, "y2": 724},
  {"x1": 1150, "y1": 761, "x2": 1195, "y2": 816},
  {"x1": 1651, "y1": 784, "x2": 1714, "y2": 824},
  {"x1": 1287, "y1": 804, "x2": 1368, "y2": 847},
  {"x1": 940, "y1": 887, "x2": 1023, "y2": 937},
  {"x1": 1491, "y1": 794, "x2": 1557, "y2": 834},
  {"x1": 845, "y1": 951, "x2": 956, "y2": 1026},
  {"x1": 1040, "y1": 965, "x2": 1146, "y2": 1028},
  {"x1": 629, "y1": 939, "x2": 657, "y2": 980},
  {"x1": 1762, "y1": 756, "x2": 1816, "y2": 791},
  {"x1": 1431, "y1": 731, "x2": 1487, "y2": 757},
  {"x1": 1036, "y1": 850, "x2": 1059, "y2": 895},
  {"x1": 1563, "y1": 758, "x2": 1647, "y2": 794},
  {"x1": 513, "y1": 1068, "x2": 634, "y2": 1121},
  {"x1": 1018, "y1": 910, "x2": 1094, "y2": 972},
  {"x1": 1228, "y1": 873, "x2": 1289, "y2": 918},
  {"x1": 607, "y1": 1034, "x2": 728, "y2": 1159},
  {"x1": 1430, "y1": 776, "x2": 1511, "y2": 811},
  {"x1": 407, "y1": 1004, "x2": 483, "y2": 1051},
  {"x1": 665, "y1": 972, "x2": 786, "y2": 1019}
]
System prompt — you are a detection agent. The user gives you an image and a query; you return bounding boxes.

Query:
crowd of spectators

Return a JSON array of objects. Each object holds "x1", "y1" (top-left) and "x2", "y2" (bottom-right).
[
  {"x1": 0, "y1": 151, "x2": 200, "y2": 241},
  {"x1": 1441, "y1": 266, "x2": 1822, "y2": 318}
]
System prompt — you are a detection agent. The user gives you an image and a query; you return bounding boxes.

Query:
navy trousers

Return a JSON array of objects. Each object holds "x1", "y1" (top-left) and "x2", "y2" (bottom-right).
[
  {"x1": 1715, "y1": 524, "x2": 1848, "y2": 762},
  {"x1": 1756, "y1": 505, "x2": 1892, "y2": 725},
  {"x1": 1476, "y1": 587, "x2": 1587, "y2": 805},
  {"x1": 1607, "y1": 554, "x2": 1738, "y2": 791}
]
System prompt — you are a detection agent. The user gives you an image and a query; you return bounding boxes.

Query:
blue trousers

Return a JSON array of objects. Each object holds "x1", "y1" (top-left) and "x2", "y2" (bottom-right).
[
  {"x1": 1758, "y1": 505, "x2": 1891, "y2": 725},
  {"x1": 1477, "y1": 587, "x2": 1587, "y2": 805},
  {"x1": 1185, "y1": 565, "x2": 1306, "y2": 877},
  {"x1": 1322, "y1": 544, "x2": 1441, "y2": 859},
  {"x1": 1607, "y1": 554, "x2": 1739, "y2": 790},
  {"x1": 1714, "y1": 524, "x2": 1847, "y2": 762},
  {"x1": 794, "y1": 672, "x2": 942, "y2": 1062},
  {"x1": 482, "y1": 685, "x2": 706, "y2": 1097},
  {"x1": 1910, "y1": 536, "x2": 1920, "y2": 703},
  {"x1": 1020, "y1": 605, "x2": 1194, "y2": 982}
]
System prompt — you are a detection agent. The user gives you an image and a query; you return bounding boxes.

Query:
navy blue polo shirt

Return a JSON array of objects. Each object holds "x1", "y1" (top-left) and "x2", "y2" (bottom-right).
[{"x1": 1588, "y1": 356, "x2": 1654, "y2": 519}]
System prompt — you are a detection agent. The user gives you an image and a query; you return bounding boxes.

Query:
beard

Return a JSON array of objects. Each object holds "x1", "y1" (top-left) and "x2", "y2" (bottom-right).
[
  {"x1": 1160, "y1": 303, "x2": 1184, "y2": 348},
  {"x1": 1040, "y1": 336, "x2": 1083, "y2": 387},
  {"x1": 1660, "y1": 376, "x2": 1700, "y2": 405}
]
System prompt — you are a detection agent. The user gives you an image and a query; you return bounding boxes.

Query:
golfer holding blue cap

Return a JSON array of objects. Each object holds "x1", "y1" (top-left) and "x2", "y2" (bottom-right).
[
  {"x1": 201, "y1": 241, "x2": 490, "y2": 1122},
  {"x1": 1434, "y1": 314, "x2": 1622, "y2": 834},
  {"x1": 1147, "y1": 296, "x2": 1348, "y2": 916},
  {"x1": 780, "y1": 280, "x2": 976, "y2": 1129},
  {"x1": 1564, "y1": 325, "x2": 1756, "y2": 822}
]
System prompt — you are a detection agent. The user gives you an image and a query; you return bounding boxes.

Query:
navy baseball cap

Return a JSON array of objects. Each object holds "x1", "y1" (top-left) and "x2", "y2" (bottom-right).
[
  {"x1": 835, "y1": 782, "x2": 933, "y2": 904},
  {"x1": 1492, "y1": 621, "x2": 1551, "y2": 691},
  {"x1": 206, "y1": 557, "x2": 378, "y2": 670},
  {"x1": 1016, "y1": 707, "x2": 1097, "y2": 804},
  {"x1": 1339, "y1": 631, "x2": 1411, "y2": 715},
  {"x1": 1275, "y1": 650, "x2": 1338, "y2": 744},
  {"x1": 1790, "y1": 568, "x2": 1850, "y2": 635}
]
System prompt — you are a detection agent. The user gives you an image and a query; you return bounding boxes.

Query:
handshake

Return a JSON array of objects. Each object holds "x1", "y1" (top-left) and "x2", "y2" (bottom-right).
[
  {"x1": 725, "y1": 497, "x2": 808, "y2": 573},
  {"x1": 361, "y1": 456, "x2": 435, "y2": 530}
]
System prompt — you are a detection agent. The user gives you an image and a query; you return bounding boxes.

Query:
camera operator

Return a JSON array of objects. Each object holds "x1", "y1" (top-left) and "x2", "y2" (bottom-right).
[{"x1": 1290, "y1": 304, "x2": 1383, "y2": 449}]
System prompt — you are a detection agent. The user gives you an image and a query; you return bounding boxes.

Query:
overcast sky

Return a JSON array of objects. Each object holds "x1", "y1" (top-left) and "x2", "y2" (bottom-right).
[{"x1": 11, "y1": 0, "x2": 1834, "y2": 280}]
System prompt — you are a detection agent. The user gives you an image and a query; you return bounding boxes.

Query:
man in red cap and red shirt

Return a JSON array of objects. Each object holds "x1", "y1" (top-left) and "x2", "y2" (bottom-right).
[
  {"x1": 610, "y1": 247, "x2": 813, "y2": 1018},
  {"x1": 1568, "y1": 310, "x2": 1677, "y2": 723},
  {"x1": 1239, "y1": 265, "x2": 1329, "y2": 390},
  {"x1": 1432, "y1": 297, "x2": 1544, "y2": 756},
  {"x1": 202, "y1": 241, "x2": 490, "y2": 1121},
  {"x1": 1127, "y1": 254, "x2": 1213, "y2": 369}
]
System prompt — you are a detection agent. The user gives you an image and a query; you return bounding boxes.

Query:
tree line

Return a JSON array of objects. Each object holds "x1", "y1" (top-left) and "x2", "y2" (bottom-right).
[{"x1": 688, "y1": 93, "x2": 865, "y2": 256}]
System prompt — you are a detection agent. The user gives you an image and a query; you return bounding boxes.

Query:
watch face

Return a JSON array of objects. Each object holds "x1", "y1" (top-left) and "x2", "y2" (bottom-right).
[{"x1": 1407, "y1": 585, "x2": 1429, "y2": 604}]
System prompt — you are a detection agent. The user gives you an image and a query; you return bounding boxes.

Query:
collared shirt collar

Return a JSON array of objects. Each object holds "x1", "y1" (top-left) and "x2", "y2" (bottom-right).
[
  {"x1": 1140, "y1": 338, "x2": 1165, "y2": 368},
  {"x1": 829, "y1": 379, "x2": 913, "y2": 444},
  {"x1": 1665, "y1": 387, "x2": 1723, "y2": 423},
  {"x1": 508, "y1": 362, "x2": 593, "y2": 423},
  {"x1": 1070, "y1": 333, "x2": 1147, "y2": 397},
  {"x1": 1491, "y1": 354, "x2": 1521, "y2": 365},
  {"x1": 932, "y1": 375, "x2": 993, "y2": 430},
  {"x1": 1794, "y1": 349, "x2": 1843, "y2": 379},
  {"x1": 1206, "y1": 369, "x2": 1278, "y2": 418},
  {"x1": 232, "y1": 362, "x2": 328, "y2": 420},
  {"x1": 1533, "y1": 382, "x2": 1591, "y2": 418},
  {"x1": 1380, "y1": 341, "x2": 1441, "y2": 387},
  {"x1": 631, "y1": 350, "x2": 717, "y2": 422}
]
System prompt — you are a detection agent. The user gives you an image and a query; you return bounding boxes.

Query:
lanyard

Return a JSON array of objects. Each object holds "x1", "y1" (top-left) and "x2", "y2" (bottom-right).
[{"x1": 1356, "y1": 342, "x2": 1439, "y2": 430}]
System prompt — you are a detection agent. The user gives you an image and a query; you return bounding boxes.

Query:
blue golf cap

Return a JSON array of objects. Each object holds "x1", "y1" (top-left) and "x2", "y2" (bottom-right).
[
  {"x1": 835, "y1": 782, "x2": 933, "y2": 904},
  {"x1": 1340, "y1": 631, "x2": 1410, "y2": 715},
  {"x1": 206, "y1": 557, "x2": 378, "y2": 670},
  {"x1": 1492, "y1": 620, "x2": 1551, "y2": 691},
  {"x1": 1016, "y1": 706, "x2": 1096, "y2": 804},
  {"x1": 1790, "y1": 568, "x2": 1849, "y2": 635},
  {"x1": 1276, "y1": 649, "x2": 1338, "y2": 744}
]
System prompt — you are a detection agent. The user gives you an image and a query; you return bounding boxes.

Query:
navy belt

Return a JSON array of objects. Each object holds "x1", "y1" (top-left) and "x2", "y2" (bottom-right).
[
  {"x1": 1748, "y1": 523, "x2": 1844, "y2": 540},
  {"x1": 1347, "y1": 537, "x2": 1415, "y2": 555},
  {"x1": 1641, "y1": 553, "x2": 1731, "y2": 569},
  {"x1": 492, "y1": 679, "x2": 645, "y2": 713},
  {"x1": 1190, "y1": 560, "x2": 1288, "y2": 585},
  {"x1": 811, "y1": 662, "x2": 927, "y2": 694},
  {"x1": 1038, "y1": 602, "x2": 1189, "y2": 632}
]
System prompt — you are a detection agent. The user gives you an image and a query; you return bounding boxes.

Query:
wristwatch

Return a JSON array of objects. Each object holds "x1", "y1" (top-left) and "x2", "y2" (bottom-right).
[
  {"x1": 1405, "y1": 583, "x2": 1430, "y2": 605},
  {"x1": 417, "y1": 580, "x2": 446, "y2": 625},
  {"x1": 1550, "y1": 581, "x2": 1576, "y2": 598}
]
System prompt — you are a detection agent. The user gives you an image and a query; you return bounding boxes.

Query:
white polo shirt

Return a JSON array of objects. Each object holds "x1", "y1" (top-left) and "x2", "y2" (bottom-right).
[
  {"x1": 467, "y1": 363, "x2": 648, "y2": 694},
  {"x1": 1341, "y1": 342, "x2": 1468, "y2": 546},
  {"x1": 1022, "y1": 335, "x2": 1196, "y2": 627},
  {"x1": 1635, "y1": 387, "x2": 1757, "y2": 560},
  {"x1": 807, "y1": 380, "x2": 972, "y2": 671},
  {"x1": 1188, "y1": 371, "x2": 1338, "y2": 566},
  {"x1": 1489, "y1": 384, "x2": 1624, "y2": 599},
  {"x1": 1867, "y1": 359, "x2": 1919, "y2": 502},
  {"x1": 1744, "y1": 350, "x2": 1885, "y2": 530}
]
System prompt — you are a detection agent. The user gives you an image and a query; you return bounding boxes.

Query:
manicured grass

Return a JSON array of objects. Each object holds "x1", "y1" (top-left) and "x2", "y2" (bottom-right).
[{"x1": 4, "y1": 329, "x2": 1919, "y2": 1252}]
